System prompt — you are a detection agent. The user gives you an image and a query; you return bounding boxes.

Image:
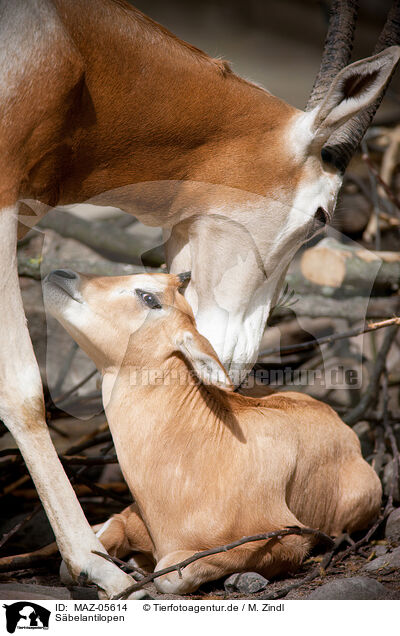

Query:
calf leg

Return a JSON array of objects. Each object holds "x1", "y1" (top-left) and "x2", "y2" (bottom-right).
[
  {"x1": 332, "y1": 456, "x2": 382, "y2": 535},
  {"x1": 95, "y1": 504, "x2": 154, "y2": 561},
  {"x1": 154, "y1": 533, "x2": 311, "y2": 594},
  {"x1": 0, "y1": 206, "x2": 140, "y2": 598}
]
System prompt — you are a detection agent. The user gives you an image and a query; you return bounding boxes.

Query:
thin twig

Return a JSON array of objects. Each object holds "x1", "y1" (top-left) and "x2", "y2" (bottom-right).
[
  {"x1": 55, "y1": 369, "x2": 98, "y2": 404},
  {"x1": 382, "y1": 371, "x2": 400, "y2": 512},
  {"x1": 61, "y1": 454, "x2": 118, "y2": 466},
  {"x1": 0, "y1": 449, "x2": 117, "y2": 467},
  {"x1": 45, "y1": 420, "x2": 69, "y2": 438},
  {"x1": 261, "y1": 543, "x2": 338, "y2": 600},
  {"x1": 362, "y1": 152, "x2": 400, "y2": 215},
  {"x1": 92, "y1": 551, "x2": 148, "y2": 579},
  {"x1": 53, "y1": 342, "x2": 79, "y2": 397},
  {"x1": 0, "y1": 504, "x2": 42, "y2": 550},
  {"x1": 0, "y1": 553, "x2": 60, "y2": 573},
  {"x1": 362, "y1": 140, "x2": 381, "y2": 249},
  {"x1": 259, "y1": 317, "x2": 400, "y2": 359},
  {"x1": 344, "y1": 324, "x2": 399, "y2": 426},
  {"x1": 105, "y1": 526, "x2": 333, "y2": 599},
  {"x1": 68, "y1": 473, "x2": 131, "y2": 505},
  {"x1": 332, "y1": 511, "x2": 389, "y2": 566},
  {"x1": 65, "y1": 430, "x2": 111, "y2": 456},
  {"x1": 9, "y1": 482, "x2": 128, "y2": 500}
]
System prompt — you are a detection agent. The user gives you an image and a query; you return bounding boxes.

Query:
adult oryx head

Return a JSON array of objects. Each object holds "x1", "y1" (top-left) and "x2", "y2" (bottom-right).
[{"x1": 163, "y1": 1, "x2": 400, "y2": 384}]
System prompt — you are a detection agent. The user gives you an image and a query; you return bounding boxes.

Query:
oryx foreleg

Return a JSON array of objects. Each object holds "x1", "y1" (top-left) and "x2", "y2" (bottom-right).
[{"x1": 0, "y1": 206, "x2": 141, "y2": 598}]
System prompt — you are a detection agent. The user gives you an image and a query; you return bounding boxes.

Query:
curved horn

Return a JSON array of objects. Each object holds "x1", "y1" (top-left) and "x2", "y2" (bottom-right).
[
  {"x1": 306, "y1": 0, "x2": 359, "y2": 112},
  {"x1": 322, "y1": 1, "x2": 400, "y2": 172}
]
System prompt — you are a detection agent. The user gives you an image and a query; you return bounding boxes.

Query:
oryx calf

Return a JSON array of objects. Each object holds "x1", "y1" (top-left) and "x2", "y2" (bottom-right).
[{"x1": 43, "y1": 269, "x2": 381, "y2": 594}]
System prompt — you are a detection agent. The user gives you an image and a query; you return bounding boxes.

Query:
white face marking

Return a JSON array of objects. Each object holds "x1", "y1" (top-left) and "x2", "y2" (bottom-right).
[{"x1": 286, "y1": 110, "x2": 343, "y2": 231}]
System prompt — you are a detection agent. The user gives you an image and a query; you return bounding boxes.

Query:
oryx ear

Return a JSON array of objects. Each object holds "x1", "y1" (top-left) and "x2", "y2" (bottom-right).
[
  {"x1": 311, "y1": 46, "x2": 400, "y2": 146},
  {"x1": 175, "y1": 330, "x2": 233, "y2": 390}
]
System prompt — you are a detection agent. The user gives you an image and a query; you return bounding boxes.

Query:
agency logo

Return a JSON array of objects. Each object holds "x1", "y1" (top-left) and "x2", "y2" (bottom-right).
[{"x1": 3, "y1": 602, "x2": 50, "y2": 634}]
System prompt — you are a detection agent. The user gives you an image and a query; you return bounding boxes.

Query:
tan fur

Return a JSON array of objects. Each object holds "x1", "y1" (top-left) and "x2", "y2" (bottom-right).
[
  {"x1": 44, "y1": 271, "x2": 382, "y2": 594},
  {"x1": 1, "y1": 0, "x2": 395, "y2": 596}
]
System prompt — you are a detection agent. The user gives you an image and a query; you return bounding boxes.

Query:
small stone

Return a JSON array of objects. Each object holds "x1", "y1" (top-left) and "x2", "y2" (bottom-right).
[
  {"x1": 385, "y1": 508, "x2": 400, "y2": 543},
  {"x1": 224, "y1": 572, "x2": 269, "y2": 594},
  {"x1": 374, "y1": 545, "x2": 388, "y2": 557},
  {"x1": 363, "y1": 546, "x2": 400, "y2": 574},
  {"x1": 306, "y1": 577, "x2": 390, "y2": 600}
]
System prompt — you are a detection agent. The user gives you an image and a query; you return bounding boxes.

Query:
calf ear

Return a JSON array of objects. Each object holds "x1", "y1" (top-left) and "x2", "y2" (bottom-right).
[
  {"x1": 175, "y1": 330, "x2": 233, "y2": 390},
  {"x1": 311, "y1": 46, "x2": 400, "y2": 146}
]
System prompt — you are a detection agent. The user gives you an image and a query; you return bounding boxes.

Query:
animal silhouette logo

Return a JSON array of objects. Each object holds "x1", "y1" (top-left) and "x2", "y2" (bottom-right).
[{"x1": 3, "y1": 602, "x2": 50, "y2": 633}]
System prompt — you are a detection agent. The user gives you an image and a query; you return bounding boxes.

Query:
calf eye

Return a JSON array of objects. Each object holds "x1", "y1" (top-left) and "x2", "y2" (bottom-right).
[{"x1": 136, "y1": 289, "x2": 162, "y2": 309}]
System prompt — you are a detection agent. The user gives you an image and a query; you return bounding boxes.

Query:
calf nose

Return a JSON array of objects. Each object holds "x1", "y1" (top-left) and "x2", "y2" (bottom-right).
[
  {"x1": 45, "y1": 269, "x2": 82, "y2": 302},
  {"x1": 49, "y1": 269, "x2": 78, "y2": 280}
]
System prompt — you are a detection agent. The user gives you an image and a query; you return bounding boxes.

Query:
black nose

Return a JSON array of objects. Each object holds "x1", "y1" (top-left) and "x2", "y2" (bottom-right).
[
  {"x1": 50, "y1": 269, "x2": 78, "y2": 279},
  {"x1": 45, "y1": 269, "x2": 81, "y2": 302}
]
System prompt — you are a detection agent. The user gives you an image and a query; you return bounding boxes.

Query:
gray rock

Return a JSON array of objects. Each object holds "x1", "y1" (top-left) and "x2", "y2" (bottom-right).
[
  {"x1": 306, "y1": 577, "x2": 390, "y2": 600},
  {"x1": 0, "y1": 584, "x2": 71, "y2": 601},
  {"x1": 224, "y1": 572, "x2": 269, "y2": 594},
  {"x1": 363, "y1": 546, "x2": 400, "y2": 574},
  {"x1": 385, "y1": 508, "x2": 400, "y2": 543},
  {"x1": 0, "y1": 583, "x2": 154, "y2": 601},
  {"x1": 374, "y1": 545, "x2": 389, "y2": 557}
]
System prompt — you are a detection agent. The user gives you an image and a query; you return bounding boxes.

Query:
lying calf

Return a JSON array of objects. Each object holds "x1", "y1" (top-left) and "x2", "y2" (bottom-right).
[{"x1": 43, "y1": 269, "x2": 381, "y2": 594}]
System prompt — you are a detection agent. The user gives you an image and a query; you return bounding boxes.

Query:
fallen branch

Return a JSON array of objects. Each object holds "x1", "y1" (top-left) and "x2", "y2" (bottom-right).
[
  {"x1": 0, "y1": 450, "x2": 117, "y2": 469},
  {"x1": 272, "y1": 295, "x2": 400, "y2": 322},
  {"x1": 382, "y1": 372, "x2": 400, "y2": 509},
  {"x1": 0, "y1": 543, "x2": 60, "y2": 572},
  {"x1": 0, "y1": 504, "x2": 42, "y2": 550},
  {"x1": 54, "y1": 369, "x2": 98, "y2": 405},
  {"x1": 64, "y1": 472, "x2": 131, "y2": 505},
  {"x1": 38, "y1": 209, "x2": 164, "y2": 267},
  {"x1": 53, "y1": 343, "x2": 78, "y2": 396},
  {"x1": 300, "y1": 238, "x2": 400, "y2": 294},
  {"x1": 0, "y1": 552, "x2": 60, "y2": 573},
  {"x1": 362, "y1": 152, "x2": 400, "y2": 215},
  {"x1": 17, "y1": 254, "x2": 156, "y2": 281},
  {"x1": 61, "y1": 454, "x2": 118, "y2": 466},
  {"x1": 9, "y1": 482, "x2": 128, "y2": 500},
  {"x1": 105, "y1": 526, "x2": 333, "y2": 599},
  {"x1": 344, "y1": 323, "x2": 399, "y2": 425},
  {"x1": 64, "y1": 428, "x2": 111, "y2": 456},
  {"x1": 259, "y1": 316, "x2": 400, "y2": 359}
]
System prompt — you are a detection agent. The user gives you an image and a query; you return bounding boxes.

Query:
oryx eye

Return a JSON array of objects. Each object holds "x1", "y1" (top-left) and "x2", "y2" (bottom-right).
[{"x1": 136, "y1": 289, "x2": 162, "y2": 309}]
